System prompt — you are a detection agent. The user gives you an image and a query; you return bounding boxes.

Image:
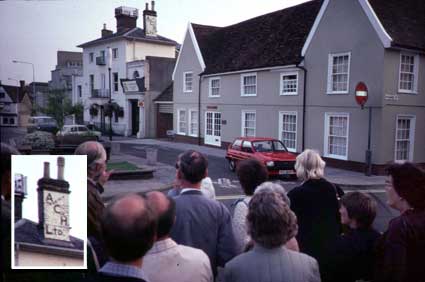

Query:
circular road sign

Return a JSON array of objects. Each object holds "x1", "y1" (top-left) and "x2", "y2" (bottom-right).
[{"x1": 355, "y1": 82, "x2": 368, "y2": 109}]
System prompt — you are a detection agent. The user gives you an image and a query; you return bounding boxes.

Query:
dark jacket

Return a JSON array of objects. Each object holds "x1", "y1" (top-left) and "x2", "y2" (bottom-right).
[
  {"x1": 323, "y1": 228, "x2": 381, "y2": 282},
  {"x1": 375, "y1": 208, "x2": 425, "y2": 282},
  {"x1": 287, "y1": 178, "x2": 342, "y2": 264},
  {"x1": 87, "y1": 179, "x2": 105, "y2": 240},
  {"x1": 170, "y1": 189, "x2": 238, "y2": 276}
]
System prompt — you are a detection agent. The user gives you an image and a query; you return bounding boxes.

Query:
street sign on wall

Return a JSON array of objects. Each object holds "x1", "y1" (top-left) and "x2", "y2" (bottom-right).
[{"x1": 355, "y1": 82, "x2": 368, "y2": 109}]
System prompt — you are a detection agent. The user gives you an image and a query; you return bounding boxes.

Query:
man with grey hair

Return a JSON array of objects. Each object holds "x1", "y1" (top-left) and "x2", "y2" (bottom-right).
[
  {"x1": 75, "y1": 141, "x2": 111, "y2": 239},
  {"x1": 224, "y1": 190, "x2": 320, "y2": 282},
  {"x1": 75, "y1": 141, "x2": 112, "y2": 270}
]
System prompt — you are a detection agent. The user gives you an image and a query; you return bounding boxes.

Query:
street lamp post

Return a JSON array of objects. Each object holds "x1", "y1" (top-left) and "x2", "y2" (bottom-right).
[
  {"x1": 12, "y1": 60, "x2": 35, "y2": 100},
  {"x1": 107, "y1": 47, "x2": 113, "y2": 141}
]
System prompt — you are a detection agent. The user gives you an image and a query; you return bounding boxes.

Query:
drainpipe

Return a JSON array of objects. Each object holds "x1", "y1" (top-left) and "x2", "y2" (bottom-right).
[
  {"x1": 296, "y1": 59, "x2": 307, "y2": 152},
  {"x1": 197, "y1": 73, "x2": 202, "y2": 145}
]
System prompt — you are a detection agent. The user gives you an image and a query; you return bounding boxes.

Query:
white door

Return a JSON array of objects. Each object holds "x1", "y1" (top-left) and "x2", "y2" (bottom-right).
[{"x1": 205, "y1": 111, "x2": 221, "y2": 146}]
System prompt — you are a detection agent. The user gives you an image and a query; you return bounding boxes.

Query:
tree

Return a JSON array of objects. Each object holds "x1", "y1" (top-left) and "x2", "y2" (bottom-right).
[
  {"x1": 42, "y1": 89, "x2": 72, "y2": 128},
  {"x1": 70, "y1": 103, "x2": 84, "y2": 124}
]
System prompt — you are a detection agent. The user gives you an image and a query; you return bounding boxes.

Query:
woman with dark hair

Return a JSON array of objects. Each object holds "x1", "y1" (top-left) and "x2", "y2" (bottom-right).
[
  {"x1": 232, "y1": 159, "x2": 268, "y2": 252},
  {"x1": 323, "y1": 192, "x2": 381, "y2": 282},
  {"x1": 375, "y1": 162, "x2": 425, "y2": 282}
]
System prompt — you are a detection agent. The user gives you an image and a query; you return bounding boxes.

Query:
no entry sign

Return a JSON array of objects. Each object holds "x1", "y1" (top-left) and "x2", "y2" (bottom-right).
[{"x1": 355, "y1": 82, "x2": 368, "y2": 109}]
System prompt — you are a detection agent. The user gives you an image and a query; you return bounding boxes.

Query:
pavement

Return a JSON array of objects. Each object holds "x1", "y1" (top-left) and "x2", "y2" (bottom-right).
[{"x1": 102, "y1": 136, "x2": 386, "y2": 201}]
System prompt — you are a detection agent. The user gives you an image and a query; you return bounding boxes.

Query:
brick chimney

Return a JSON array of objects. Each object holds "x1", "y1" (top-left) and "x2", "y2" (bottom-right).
[
  {"x1": 143, "y1": 1, "x2": 157, "y2": 37},
  {"x1": 37, "y1": 157, "x2": 71, "y2": 243},
  {"x1": 115, "y1": 6, "x2": 138, "y2": 33},
  {"x1": 102, "y1": 23, "x2": 113, "y2": 37}
]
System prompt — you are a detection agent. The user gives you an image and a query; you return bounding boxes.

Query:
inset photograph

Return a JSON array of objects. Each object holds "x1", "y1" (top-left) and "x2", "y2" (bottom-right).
[{"x1": 11, "y1": 155, "x2": 87, "y2": 269}]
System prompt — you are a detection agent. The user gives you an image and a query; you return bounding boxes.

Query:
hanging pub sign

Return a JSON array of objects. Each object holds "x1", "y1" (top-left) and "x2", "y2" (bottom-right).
[
  {"x1": 355, "y1": 82, "x2": 368, "y2": 109},
  {"x1": 120, "y1": 78, "x2": 146, "y2": 93}
]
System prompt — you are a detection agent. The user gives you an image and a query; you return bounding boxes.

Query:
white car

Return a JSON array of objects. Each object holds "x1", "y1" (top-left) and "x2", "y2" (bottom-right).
[{"x1": 57, "y1": 125, "x2": 102, "y2": 139}]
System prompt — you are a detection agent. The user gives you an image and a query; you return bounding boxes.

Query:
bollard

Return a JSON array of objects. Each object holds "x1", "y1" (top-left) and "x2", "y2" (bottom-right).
[{"x1": 146, "y1": 148, "x2": 158, "y2": 166}]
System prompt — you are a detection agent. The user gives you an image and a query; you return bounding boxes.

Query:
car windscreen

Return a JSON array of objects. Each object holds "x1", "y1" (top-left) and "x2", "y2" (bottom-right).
[
  {"x1": 37, "y1": 118, "x2": 57, "y2": 126},
  {"x1": 252, "y1": 140, "x2": 288, "y2": 152}
]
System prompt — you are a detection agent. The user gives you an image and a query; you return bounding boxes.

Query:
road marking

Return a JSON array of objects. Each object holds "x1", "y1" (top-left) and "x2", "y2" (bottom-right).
[
  {"x1": 214, "y1": 178, "x2": 237, "y2": 188},
  {"x1": 215, "y1": 189, "x2": 386, "y2": 201},
  {"x1": 345, "y1": 189, "x2": 386, "y2": 193},
  {"x1": 216, "y1": 195, "x2": 246, "y2": 201}
]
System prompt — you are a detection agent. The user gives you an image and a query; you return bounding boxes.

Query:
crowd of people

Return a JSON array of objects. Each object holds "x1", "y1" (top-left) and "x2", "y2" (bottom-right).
[{"x1": 1, "y1": 141, "x2": 425, "y2": 282}]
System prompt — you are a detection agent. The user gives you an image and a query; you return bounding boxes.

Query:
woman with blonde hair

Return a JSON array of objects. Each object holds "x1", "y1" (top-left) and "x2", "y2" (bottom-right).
[{"x1": 287, "y1": 149, "x2": 343, "y2": 274}]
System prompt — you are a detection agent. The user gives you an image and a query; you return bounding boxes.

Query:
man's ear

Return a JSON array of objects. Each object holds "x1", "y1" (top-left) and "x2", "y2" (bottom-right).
[{"x1": 176, "y1": 168, "x2": 182, "y2": 180}]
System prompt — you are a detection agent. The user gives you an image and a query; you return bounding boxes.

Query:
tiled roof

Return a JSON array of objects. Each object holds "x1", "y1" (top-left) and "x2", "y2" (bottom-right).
[
  {"x1": 15, "y1": 219, "x2": 84, "y2": 251},
  {"x1": 191, "y1": 0, "x2": 323, "y2": 75},
  {"x1": 2, "y1": 85, "x2": 24, "y2": 103},
  {"x1": 78, "y1": 27, "x2": 177, "y2": 48},
  {"x1": 369, "y1": 0, "x2": 425, "y2": 51},
  {"x1": 154, "y1": 82, "x2": 173, "y2": 102}
]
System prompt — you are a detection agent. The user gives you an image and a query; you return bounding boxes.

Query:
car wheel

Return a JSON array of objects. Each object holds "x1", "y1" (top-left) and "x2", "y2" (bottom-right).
[{"x1": 228, "y1": 159, "x2": 236, "y2": 172}]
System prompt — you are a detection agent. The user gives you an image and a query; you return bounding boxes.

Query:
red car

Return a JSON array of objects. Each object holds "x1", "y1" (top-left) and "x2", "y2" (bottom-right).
[{"x1": 225, "y1": 137, "x2": 297, "y2": 177}]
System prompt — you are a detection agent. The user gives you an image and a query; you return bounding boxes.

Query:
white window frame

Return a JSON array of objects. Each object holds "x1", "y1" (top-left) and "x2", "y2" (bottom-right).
[
  {"x1": 398, "y1": 53, "x2": 419, "y2": 94},
  {"x1": 278, "y1": 111, "x2": 297, "y2": 152},
  {"x1": 188, "y1": 109, "x2": 198, "y2": 137},
  {"x1": 394, "y1": 115, "x2": 415, "y2": 162},
  {"x1": 241, "y1": 110, "x2": 256, "y2": 137},
  {"x1": 208, "y1": 77, "x2": 221, "y2": 98},
  {"x1": 112, "y1": 48, "x2": 118, "y2": 59},
  {"x1": 240, "y1": 73, "x2": 257, "y2": 97},
  {"x1": 280, "y1": 72, "x2": 298, "y2": 96},
  {"x1": 324, "y1": 112, "x2": 350, "y2": 160},
  {"x1": 177, "y1": 109, "x2": 187, "y2": 135},
  {"x1": 327, "y1": 52, "x2": 351, "y2": 94},
  {"x1": 183, "y1": 72, "x2": 193, "y2": 93}
]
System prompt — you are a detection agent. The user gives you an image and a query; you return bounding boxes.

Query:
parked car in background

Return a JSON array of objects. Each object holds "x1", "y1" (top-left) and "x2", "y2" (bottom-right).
[
  {"x1": 55, "y1": 124, "x2": 110, "y2": 159},
  {"x1": 27, "y1": 116, "x2": 59, "y2": 134},
  {"x1": 225, "y1": 137, "x2": 297, "y2": 178},
  {"x1": 56, "y1": 124, "x2": 102, "y2": 143}
]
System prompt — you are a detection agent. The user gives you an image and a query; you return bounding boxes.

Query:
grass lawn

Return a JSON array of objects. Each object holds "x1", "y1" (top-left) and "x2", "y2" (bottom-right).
[{"x1": 107, "y1": 161, "x2": 139, "y2": 171}]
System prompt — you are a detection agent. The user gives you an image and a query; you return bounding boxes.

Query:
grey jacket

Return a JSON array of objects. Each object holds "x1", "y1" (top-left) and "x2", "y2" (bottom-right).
[
  {"x1": 170, "y1": 189, "x2": 237, "y2": 275},
  {"x1": 224, "y1": 245, "x2": 321, "y2": 282}
]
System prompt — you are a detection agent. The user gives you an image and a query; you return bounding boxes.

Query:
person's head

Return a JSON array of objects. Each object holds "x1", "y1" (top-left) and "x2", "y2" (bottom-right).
[
  {"x1": 74, "y1": 141, "x2": 107, "y2": 180},
  {"x1": 176, "y1": 150, "x2": 208, "y2": 185},
  {"x1": 295, "y1": 149, "x2": 326, "y2": 181},
  {"x1": 339, "y1": 192, "x2": 377, "y2": 229},
  {"x1": 236, "y1": 159, "x2": 268, "y2": 196},
  {"x1": 386, "y1": 163, "x2": 425, "y2": 211},
  {"x1": 101, "y1": 194, "x2": 157, "y2": 263},
  {"x1": 247, "y1": 190, "x2": 297, "y2": 249},
  {"x1": 1, "y1": 143, "x2": 20, "y2": 201},
  {"x1": 146, "y1": 191, "x2": 176, "y2": 240},
  {"x1": 255, "y1": 181, "x2": 290, "y2": 206}
]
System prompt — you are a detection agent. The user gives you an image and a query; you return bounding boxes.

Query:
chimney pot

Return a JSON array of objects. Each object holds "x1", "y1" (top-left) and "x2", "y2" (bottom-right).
[
  {"x1": 57, "y1": 157, "x2": 65, "y2": 180},
  {"x1": 103, "y1": 23, "x2": 106, "y2": 29},
  {"x1": 44, "y1": 162, "x2": 50, "y2": 178},
  {"x1": 151, "y1": 1, "x2": 155, "y2": 11},
  {"x1": 145, "y1": 3, "x2": 149, "y2": 10}
]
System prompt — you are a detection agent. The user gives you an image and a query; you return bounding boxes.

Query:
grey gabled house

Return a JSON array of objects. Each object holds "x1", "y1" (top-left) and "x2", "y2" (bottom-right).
[{"x1": 172, "y1": 0, "x2": 424, "y2": 173}]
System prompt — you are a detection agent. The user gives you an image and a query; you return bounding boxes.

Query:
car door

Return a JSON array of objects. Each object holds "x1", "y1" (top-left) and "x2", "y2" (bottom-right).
[{"x1": 241, "y1": 140, "x2": 254, "y2": 160}]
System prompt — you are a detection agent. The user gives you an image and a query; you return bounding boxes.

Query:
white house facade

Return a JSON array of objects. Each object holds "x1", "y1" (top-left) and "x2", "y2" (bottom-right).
[{"x1": 77, "y1": 3, "x2": 176, "y2": 136}]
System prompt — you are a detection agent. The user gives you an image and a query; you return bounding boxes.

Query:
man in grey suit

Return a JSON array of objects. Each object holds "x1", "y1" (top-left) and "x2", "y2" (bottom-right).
[
  {"x1": 170, "y1": 150, "x2": 237, "y2": 276},
  {"x1": 224, "y1": 189, "x2": 321, "y2": 282}
]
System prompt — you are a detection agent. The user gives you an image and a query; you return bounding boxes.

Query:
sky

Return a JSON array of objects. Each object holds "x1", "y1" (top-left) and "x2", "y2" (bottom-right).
[
  {"x1": 0, "y1": 0, "x2": 309, "y2": 85},
  {"x1": 11, "y1": 155, "x2": 87, "y2": 240}
]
